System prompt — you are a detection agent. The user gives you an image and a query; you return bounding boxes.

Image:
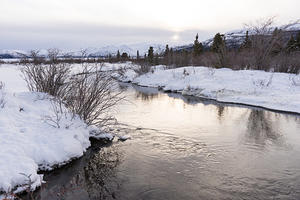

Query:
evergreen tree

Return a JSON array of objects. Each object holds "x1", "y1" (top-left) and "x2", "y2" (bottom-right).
[
  {"x1": 164, "y1": 44, "x2": 170, "y2": 65},
  {"x1": 286, "y1": 35, "x2": 297, "y2": 52},
  {"x1": 164, "y1": 44, "x2": 170, "y2": 57},
  {"x1": 211, "y1": 33, "x2": 225, "y2": 53},
  {"x1": 241, "y1": 31, "x2": 252, "y2": 49},
  {"x1": 121, "y1": 52, "x2": 128, "y2": 59},
  {"x1": 193, "y1": 33, "x2": 203, "y2": 56},
  {"x1": 148, "y1": 46, "x2": 154, "y2": 64},
  {"x1": 116, "y1": 50, "x2": 120, "y2": 60},
  {"x1": 137, "y1": 50, "x2": 140, "y2": 60}
]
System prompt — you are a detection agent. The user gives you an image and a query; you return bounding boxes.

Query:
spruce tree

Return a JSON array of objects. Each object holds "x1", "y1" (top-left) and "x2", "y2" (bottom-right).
[
  {"x1": 286, "y1": 35, "x2": 297, "y2": 52},
  {"x1": 164, "y1": 44, "x2": 170, "y2": 65},
  {"x1": 164, "y1": 44, "x2": 170, "y2": 57},
  {"x1": 121, "y1": 52, "x2": 128, "y2": 59},
  {"x1": 148, "y1": 46, "x2": 154, "y2": 64},
  {"x1": 193, "y1": 33, "x2": 203, "y2": 56},
  {"x1": 211, "y1": 33, "x2": 225, "y2": 53},
  {"x1": 116, "y1": 50, "x2": 120, "y2": 60},
  {"x1": 137, "y1": 50, "x2": 140, "y2": 60},
  {"x1": 241, "y1": 31, "x2": 251, "y2": 49}
]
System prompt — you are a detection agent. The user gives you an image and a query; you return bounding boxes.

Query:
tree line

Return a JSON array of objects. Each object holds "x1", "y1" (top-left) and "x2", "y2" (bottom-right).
[{"x1": 133, "y1": 18, "x2": 300, "y2": 74}]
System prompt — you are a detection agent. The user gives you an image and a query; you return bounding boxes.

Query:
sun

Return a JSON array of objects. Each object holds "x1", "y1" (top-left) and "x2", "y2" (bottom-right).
[{"x1": 172, "y1": 34, "x2": 180, "y2": 41}]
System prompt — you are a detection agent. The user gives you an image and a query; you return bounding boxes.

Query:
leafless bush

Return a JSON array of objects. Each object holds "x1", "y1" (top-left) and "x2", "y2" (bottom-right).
[
  {"x1": 21, "y1": 54, "x2": 123, "y2": 129},
  {"x1": 252, "y1": 73, "x2": 274, "y2": 89},
  {"x1": 21, "y1": 62, "x2": 71, "y2": 97},
  {"x1": 47, "y1": 48, "x2": 60, "y2": 63},
  {"x1": 191, "y1": 52, "x2": 221, "y2": 68},
  {"x1": 42, "y1": 98, "x2": 73, "y2": 129},
  {"x1": 62, "y1": 66, "x2": 124, "y2": 128},
  {"x1": 207, "y1": 67, "x2": 215, "y2": 76},
  {"x1": 133, "y1": 64, "x2": 152, "y2": 75},
  {"x1": 245, "y1": 17, "x2": 300, "y2": 71},
  {"x1": 245, "y1": 17, "x2": 277, "y2": 70}
]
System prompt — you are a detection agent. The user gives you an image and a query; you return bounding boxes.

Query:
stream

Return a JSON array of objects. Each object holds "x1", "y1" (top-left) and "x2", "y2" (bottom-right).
[{"x1": 31, "y1": 83, "x2": 300, "y2": 200}]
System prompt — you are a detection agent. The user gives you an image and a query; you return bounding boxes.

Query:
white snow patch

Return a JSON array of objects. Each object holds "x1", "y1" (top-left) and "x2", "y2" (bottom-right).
[
  {"x1": 0, "y1": 64, "x2": 112, "y2": 196},
  {"x1": 112, "y1": 63, "x2": 300, "y2": 114}
]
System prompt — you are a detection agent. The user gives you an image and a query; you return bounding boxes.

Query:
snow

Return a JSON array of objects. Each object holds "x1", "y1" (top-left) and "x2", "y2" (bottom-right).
[
  {"x1": 0, "y1": 64, "x2": 112, "y2": 197},
  {"x1": 109, "y1": 63, "x2": 300, "y2": 114},
  {"x1": 0, "y1": 43, "x2": 165, "y2": 59},
  {"x1": 118, "y1": 135, "x2": 131, "y2": 141}
]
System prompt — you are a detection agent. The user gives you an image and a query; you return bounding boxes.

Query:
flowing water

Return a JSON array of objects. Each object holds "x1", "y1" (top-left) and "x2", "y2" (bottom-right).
[{"x1": 32, "y1": 83, "x2": 300, "y2": 200}]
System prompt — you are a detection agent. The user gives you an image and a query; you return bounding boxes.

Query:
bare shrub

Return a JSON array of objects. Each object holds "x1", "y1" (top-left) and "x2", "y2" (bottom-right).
[
  {"x1": 63, "y1": 66, "x2": 124, "y2": 128},
  {"x1": 133, "y1": 64, "x2": 152, "y2": 75},
  {"x1": 21, "y1": 62, "x2": 71, "y2": 97},
  {"x1": 272, "y1": 52, "x2": 300, "y2": 74},
  {"x1": 21, "y1": 54, "x2": 123, "y2": 129},
  {"x1": 47, "y1": 48, "x2": 60, "y2": 63},
  {"x1": 252, "y1": 73, "x2": 274, "y2": 89},
  {"x1": 245, "y1": 17, "x2": 300, "y2": 71},
  {"x1": 42, "y1": 98, "x2": 73, "y2": 129},
  {"x1": 193, "y1": 52, "x2": 219, "y2": 67}
]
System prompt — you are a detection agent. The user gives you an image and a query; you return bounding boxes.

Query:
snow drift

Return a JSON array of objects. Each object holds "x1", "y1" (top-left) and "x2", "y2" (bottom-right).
[{"x1": 0, "y1": 65, "x2": 111, "y2": 197}]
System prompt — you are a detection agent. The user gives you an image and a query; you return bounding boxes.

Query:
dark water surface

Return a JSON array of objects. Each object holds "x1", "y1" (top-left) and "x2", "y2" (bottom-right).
[{"x1": 33, "y1": 84, "x2": 300, "y2": 200}]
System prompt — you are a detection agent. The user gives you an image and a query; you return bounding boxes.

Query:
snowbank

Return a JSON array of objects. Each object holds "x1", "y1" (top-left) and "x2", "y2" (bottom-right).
[
  {"x1": 0, "y1": 64, "x2": 112, "y2": 196},
  {"x1": 108, "y1": 63, "x2": 300, "y2": 114}
]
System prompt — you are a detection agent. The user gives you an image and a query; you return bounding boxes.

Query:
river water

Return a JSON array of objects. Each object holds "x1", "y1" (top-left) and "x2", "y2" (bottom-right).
[{"x1": 32, "y1": 83, "x2": 300, "y2": 200}]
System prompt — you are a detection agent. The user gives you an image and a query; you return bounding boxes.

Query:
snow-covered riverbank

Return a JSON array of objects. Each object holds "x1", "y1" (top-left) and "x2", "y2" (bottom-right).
[
  {"x1": 110, "y1": 63, "x2": 300, "y2": 114},
  {"x1": 0, "y1": 65, "x2": 112, "y2": 197}
]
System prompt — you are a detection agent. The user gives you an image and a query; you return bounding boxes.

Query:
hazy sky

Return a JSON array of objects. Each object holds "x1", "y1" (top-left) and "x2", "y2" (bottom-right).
[{"x1": 1, "y1": 0, "x2": 300, "y2": 50}]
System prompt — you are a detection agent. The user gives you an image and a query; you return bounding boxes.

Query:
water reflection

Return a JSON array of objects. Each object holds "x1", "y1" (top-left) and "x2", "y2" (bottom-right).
[
  {"x1": 84, "y1": 146, "x2": 123, "y2": 199},
  {"x1": 245, "y1": 110, "x2": 283, "y2": 146},
  {"x1": 216, "y1": 105, "x2": 226, "y2": 121},
  {"x1": 33, "y1": 143, "x2": 123, "y2": 200}
]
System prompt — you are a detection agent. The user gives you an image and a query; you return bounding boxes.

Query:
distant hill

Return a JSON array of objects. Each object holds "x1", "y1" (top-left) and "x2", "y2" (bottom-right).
[
  {"x1": 0, "y1": 43, "x2": 165, "y2": 59},
  {"x1": 174, "y1": 24, "x2": 300, "y2": 52}
]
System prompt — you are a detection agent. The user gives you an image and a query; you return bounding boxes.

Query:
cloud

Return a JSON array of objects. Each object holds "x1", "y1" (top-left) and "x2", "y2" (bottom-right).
[
  {"x1": 0, "y1": 22, "x2": 214, "y2": 50},
  {"x1": 1, "y1": 0, "x2": 299, "y2": 49}
]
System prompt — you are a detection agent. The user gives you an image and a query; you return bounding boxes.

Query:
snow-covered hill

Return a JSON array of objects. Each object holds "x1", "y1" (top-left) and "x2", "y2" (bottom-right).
[
  {"x1": 0, "y1": 43, "x2": 165, "y2": 59},
  {"x1": 174, "y1": 23, "x2": 300, "y2": 52}
]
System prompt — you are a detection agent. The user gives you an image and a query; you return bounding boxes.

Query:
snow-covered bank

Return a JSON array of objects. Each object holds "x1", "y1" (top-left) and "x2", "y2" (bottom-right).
[
  {"x1": 0, "y1": 65, "x2": 112, "y2": 197},
  {"x1": 111, "y1": 63, "x2": 300, "y2": 114}
]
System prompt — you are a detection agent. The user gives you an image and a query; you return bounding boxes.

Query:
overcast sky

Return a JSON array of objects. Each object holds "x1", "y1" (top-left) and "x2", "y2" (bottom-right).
[{"x1": 1, "y1": 0, "x2": 300, "y2": 50}]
